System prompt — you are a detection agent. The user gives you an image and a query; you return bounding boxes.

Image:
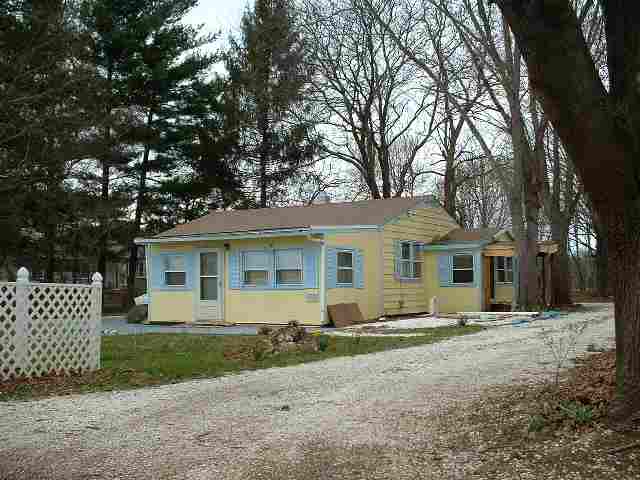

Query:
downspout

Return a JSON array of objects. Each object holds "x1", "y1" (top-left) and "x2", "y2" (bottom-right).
[
  {"x1": 319, "y1": 238, "x2": 327, "y2": 325},
  {"x1": 308, "y1": 234, "x2": 327, "y2": 325},
  {"x1": 145, "y1": 245, "x2": 152, "y2": 321}
]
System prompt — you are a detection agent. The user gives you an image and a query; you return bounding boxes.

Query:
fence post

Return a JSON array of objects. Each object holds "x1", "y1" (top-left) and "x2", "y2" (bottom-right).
[
  {"x1": 91, "y1": 272, "x2": 103, "y2": 369},
  {"x1": 15, "y1": 267, "x2": 29, "y2": 377}
]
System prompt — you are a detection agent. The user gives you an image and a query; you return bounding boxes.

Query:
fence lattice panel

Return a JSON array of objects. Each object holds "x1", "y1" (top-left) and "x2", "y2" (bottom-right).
[
  {"x1": 0, "y1": 284, "x2": 19, "y2": 379},
  {"x1": 0, "y1": 272, "x2": 101, "y2": 381}
]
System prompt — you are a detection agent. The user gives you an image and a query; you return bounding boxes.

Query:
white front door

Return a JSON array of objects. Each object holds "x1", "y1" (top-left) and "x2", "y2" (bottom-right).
[{"x1": 196, "y1": 250, "x2": 223, "y2": 322}]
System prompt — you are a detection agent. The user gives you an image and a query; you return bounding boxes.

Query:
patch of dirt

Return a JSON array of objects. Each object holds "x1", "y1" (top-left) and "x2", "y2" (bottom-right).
[{"x1": 453, "y1": 351, "x2": 639, "y2": 479}]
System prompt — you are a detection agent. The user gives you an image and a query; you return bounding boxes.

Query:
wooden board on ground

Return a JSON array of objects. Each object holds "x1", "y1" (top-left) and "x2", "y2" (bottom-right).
[{"x1": 327, "y1": 303, "x2": 365, "y2": 328}]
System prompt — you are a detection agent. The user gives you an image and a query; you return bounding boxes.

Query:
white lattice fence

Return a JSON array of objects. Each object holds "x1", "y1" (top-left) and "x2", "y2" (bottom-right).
[{"x1": 0, "y1": 268, "x2": 102, "y2": 381}]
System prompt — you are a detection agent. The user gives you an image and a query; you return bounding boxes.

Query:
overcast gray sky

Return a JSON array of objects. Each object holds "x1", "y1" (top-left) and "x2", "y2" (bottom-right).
[{"x1": 185, "y1": 1, "x2": 250, "y2": 48}]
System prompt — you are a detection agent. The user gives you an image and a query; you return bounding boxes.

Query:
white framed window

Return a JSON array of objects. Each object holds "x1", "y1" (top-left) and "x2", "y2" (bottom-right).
[
  {"x1": 242, "y1": 251, "x2": 270, "y2": 286},
  {"x1": 399, "y1": 241, "x2": 421, "y2": 279},
  {"x1": 452, "y1": 254, "x2": 474, "y2": 284},
  {"x1": 275, "y1": 249, "x2": 303, "y2": 285},
  {"x1": 163, "y1": 255, "x2": 186, "y2": 286},
  {"x1": 337, "y1": 251, "x2": 354, "y2": 285},
  {"x1": 496, "y1": 256, "x2": 513, "y2": 283}
]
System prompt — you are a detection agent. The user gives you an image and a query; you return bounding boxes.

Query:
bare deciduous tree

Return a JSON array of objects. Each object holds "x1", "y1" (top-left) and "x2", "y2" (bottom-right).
[{"x1": 300, "y1": 0, "x2": 442, "y2": 198}]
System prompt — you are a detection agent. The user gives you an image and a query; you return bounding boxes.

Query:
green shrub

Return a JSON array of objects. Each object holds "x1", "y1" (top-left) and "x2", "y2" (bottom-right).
[
  {"x1": 126, "y1": 305, "x2": 148, "y2": 324},
  {"x1": 318, "y1": 335, "x2": 330, "y2": 352},
  {"x1": 559, "y1": 401, "x2": 593, "y2": 425},
  {"x1": 528, "y1": 414, "x2": 546, "y2": 433}
]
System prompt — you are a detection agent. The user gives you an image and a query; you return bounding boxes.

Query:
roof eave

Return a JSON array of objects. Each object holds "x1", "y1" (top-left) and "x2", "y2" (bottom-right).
[
  {"x1": 135, "y1": 227, "x2": 313, "y2": 245},
  {"x1": 135, "y1": 224, "x2": 381, "y2": 245},
  {"x1": 422, "y1": 240, "x2": 491, "y2": 251}
]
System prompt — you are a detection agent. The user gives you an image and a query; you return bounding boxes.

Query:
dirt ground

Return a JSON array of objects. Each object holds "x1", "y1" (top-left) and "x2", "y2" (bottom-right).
[{"x1": 1, "y1": 303, "x2": 629, "y2": 480}]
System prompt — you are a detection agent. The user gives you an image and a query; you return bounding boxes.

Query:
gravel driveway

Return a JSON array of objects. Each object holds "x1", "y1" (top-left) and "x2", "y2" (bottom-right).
[{"x1": 0, "y1": 304, "x2": 614, "y2": 480}]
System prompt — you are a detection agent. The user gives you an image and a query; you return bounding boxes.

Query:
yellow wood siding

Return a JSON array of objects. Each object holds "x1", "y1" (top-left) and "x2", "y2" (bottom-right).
[
  {"x1": 149, "y1": 236, "x2": 322, "y2": 325},
  {"x1": 151, "y1": 291, "x2": 195, "y2": 323},
  {"x1": 494, "y1": 284, "x2": 514, "y2": 304},
  {"x1": 324, "y1": 230, "x2": 383, "y2": 321},
  {"x1": 382, "y1": 206, "x2": 459, "y2": 316},
  {"x1": 422, "y1": 252, "x2": 482, "y2": 313}
]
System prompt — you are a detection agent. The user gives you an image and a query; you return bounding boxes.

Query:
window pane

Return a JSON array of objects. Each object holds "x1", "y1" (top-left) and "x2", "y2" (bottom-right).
[
  {"x1": 337, "y1": 252, "x2": 353, "y2": 267},
  {"x1": 275, "y1": 249, "x2": 302, "y2": 270},
  {"x1": 244, "y1": 251, "x2": 270, "y2": 270},
  {"x1": 400, "y1": 261, "x2": 412, "y2": 278},
  {"x1": 453, "y1": 255, "x2": 473, "y2": 269},
  {"x1": 338, "y1": 269, "x2": 353, "y2": 285},
  {"x1": 497, "y1": 269, "x2": 505, "y2": 283},
  {"x1": 453, "y1": 269, "x2": 474, "y2": 284},
  {"x1": 200, "y1": 253, "x2": 218, "y2": 276},
  {"x1": 164, "y1": 255, "x2": 184, "y2": 271},
  {"x1": 244, "y1": 270, "x2": 268, "y2": 285},
  {"x1": 200, "y1": 277, "x2": 218, "y2": 300},
  {"x1": 506, "y1": 270, "x2": 514, "y2": 283},
  {"x1": 496, "y1": 256, "x2": 504, "y2": 270},
  {"x1": 506, "y1": 257, "x2": 513, "y2": 270},
  {"x1": 165, "y1": 271, "x2": 186, "y2": 286},
  {"x1": 401, "y1": 242, "x2": 411, "y2": 260},
  {"x1": 277, "y1": 269, "x2": 302, "y2": 284},
  {"x1": 414, "y1": 262, "x2": 421, "y2": 278}
]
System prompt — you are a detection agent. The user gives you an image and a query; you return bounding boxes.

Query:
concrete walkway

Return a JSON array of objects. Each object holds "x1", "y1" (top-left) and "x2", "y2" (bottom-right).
[{"x1": 101, "y1": 316, "x2": 259, "y2": 335}]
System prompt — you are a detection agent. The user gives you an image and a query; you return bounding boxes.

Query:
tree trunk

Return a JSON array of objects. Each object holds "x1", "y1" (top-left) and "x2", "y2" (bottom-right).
[
  {"x1": 127, "y1": 125, "x2": 152, "y2": 305},
  {"x1": 443, "y1": 157, "x2": 457, "y2": 219},
  {"x1": 608, "y1": 214, "x2": 640, "y2": 425},
  {"x1": 259, "y1": 125, "x2": 269, "y2": 208},
  {"x1": 550, "y1": 222, "x2": 571, "y2": 306},
  {"x1": 97, "y1": 161, "x2": 109, "y2": 281},
  {"x1": 594, "y1": 212, "x2": 610, "y2": 297}
]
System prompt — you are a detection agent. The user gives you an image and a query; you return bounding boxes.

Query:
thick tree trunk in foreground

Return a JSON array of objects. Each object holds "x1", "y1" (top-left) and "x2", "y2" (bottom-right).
[
  {"x1": 608, "y1": 215, "x2": 640, "y2": 421},
  {"x1": 594, "y1": 212, "x2": 610, "y2": 297},
  {"x1": 497, "y1": 0, "x2": 640, "y2": 426}
]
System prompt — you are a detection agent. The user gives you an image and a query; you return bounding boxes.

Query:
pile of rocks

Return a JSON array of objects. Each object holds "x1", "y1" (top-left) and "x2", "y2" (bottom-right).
[{"x1": 257, "y1": 321, "x2": 319, "y2": 354}]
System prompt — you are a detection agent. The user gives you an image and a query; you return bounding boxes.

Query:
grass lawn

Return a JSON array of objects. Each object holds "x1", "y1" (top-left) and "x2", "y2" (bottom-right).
[{"x1": 0, "y1": 325, "x2": 481, "y2": 401}]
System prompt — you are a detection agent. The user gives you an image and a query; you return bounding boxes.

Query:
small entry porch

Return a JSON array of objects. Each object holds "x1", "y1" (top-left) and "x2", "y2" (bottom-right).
[{"x1": 482, "y1": 241, "x2": 558, "y2": 311}]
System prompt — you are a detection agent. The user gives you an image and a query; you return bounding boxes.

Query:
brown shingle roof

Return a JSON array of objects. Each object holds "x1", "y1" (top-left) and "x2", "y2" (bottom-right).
[
  {"x1": 439, "y1": 227, "x2": 501, "y2": 243},
  {"x1": 155, "y1": 196, "x2": 441, "y2": 238}
]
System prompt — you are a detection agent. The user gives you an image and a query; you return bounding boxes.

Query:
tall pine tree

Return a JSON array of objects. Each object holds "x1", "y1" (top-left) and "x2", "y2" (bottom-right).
[{"x1": 226, "y1": 0, "x2": 319, "y2": 208}]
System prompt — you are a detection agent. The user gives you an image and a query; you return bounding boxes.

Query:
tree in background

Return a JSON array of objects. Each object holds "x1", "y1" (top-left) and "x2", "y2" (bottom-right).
[
  {"x1": 300, "y1": 0, "x2": 442, "y2": 199},
  {"x1": 226, "y1": 0, "x2": 320, "y2": 208}
]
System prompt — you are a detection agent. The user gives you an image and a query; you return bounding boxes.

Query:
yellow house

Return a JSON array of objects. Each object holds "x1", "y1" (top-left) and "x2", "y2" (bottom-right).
[{"x1": 135, "y1": 196, "x2": 556, "y2": 325}]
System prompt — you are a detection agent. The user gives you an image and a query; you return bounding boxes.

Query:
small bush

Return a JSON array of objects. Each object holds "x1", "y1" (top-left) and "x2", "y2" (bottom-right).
[
  {"x1": 258, "y1": 325, "x2": 273, "y2": 336},
  {"x1": 458, "y1": 316, "x2": 468, "y2": 327},
  {"x1": 126, "y1": 305, "x2": 148, "y2": 324},
  {"x1": 528, "y1": 414, "x2": 546, "y2": 433},
  {"x1": 559, "y1": 400, "x2": 594, "y2": 425},
  {"x1": 252, "y1": 345, "x2": 266, "y2": 362},
  {"x1": 318, "y1": 335, "x2": 330, "y2": 352}
]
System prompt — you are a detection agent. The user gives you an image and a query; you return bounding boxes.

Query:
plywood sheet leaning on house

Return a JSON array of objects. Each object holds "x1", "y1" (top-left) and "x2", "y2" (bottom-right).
[{"x1": 328, "y1": 303, "x2": 365, "y2": 327}]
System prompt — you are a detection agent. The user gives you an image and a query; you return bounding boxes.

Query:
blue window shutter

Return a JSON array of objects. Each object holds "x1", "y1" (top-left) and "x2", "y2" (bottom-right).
[
  {"x1": 326, "y1": 247, "x2": 337, "y2": 289},
  {"x1": 393, "y1": 240, "x2": 401, "y2": 279},
  {"x1": 473, "y1": 251, "x2": 481, "y2": 288},
  {"x1": 184, "y1": 253, "x2": 194, "y2": 290},
  {"x1": 151, "y1": 253, "x2": 164, "y2": 289},
  {"x1": 229, "y1": 250, "x2": 241, "y2": 289},
  {"x1": 303, "y1": 245, "x2": 319, "y2": 289},
  {"x1": 355, "y1": 248, "x2": 365, "y2": 289},
  {"x1": 438, "y1": 254, "x2": 452, "y2": 286}
]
